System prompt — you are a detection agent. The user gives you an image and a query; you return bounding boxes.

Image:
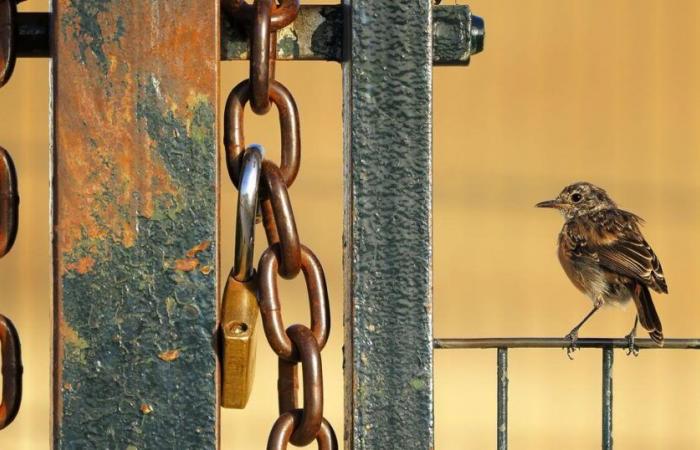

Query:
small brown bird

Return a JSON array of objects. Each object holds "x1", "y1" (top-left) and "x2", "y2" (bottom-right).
[{"x1": 537, "y1": 182, "x2": 667, "y2": 354}]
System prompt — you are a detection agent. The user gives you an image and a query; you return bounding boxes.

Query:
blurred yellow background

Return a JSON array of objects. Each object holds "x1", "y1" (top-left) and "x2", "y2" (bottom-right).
[{"x1": 2, "y1": 0, "x2": 700, "y2": 448}]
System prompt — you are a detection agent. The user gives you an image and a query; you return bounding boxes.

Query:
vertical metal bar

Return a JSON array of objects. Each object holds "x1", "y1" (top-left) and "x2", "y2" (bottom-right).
[
  {"x1": 52, "y1": 1, "x2": 219, "y2": 448},
  {"x1": 497, "y1": 348, "x2": 508, "y2": 450},
  {"x1": 342, "y1": 0, "x2": 434, "y2": 448},
  {"x1": 602, "y1": 347, "x2": 614, "y2": 450}
]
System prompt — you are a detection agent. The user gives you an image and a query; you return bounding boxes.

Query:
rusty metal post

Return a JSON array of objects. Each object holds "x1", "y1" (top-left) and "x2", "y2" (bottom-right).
[
  {"x1": 52, "y1": 1, "x2": 219, "y2": 447},
  {"x1": 343, "y1": 0, "x2": 434, "y2": 448}
]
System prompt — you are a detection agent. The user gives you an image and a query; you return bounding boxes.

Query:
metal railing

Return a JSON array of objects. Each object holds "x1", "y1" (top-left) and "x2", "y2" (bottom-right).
[{"x1": 435, "y1": 338, "x2": 700, "y2": 450}]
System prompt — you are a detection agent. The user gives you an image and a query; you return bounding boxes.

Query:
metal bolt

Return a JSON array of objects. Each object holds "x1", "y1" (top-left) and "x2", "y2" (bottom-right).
[{"x1": 470, "y1": 15, "x2": 485, "y2": 55}]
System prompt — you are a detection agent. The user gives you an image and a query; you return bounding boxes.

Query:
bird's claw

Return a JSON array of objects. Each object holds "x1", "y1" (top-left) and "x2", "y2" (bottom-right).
[
  {"x1": 625, "y1": 332, "x2": 639, "y2": 357},
  {"x1": 564, "y1": 330, "x2": 579, "y2": 359}
]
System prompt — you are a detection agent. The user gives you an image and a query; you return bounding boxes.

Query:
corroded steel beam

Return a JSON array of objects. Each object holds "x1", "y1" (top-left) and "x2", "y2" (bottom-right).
[
  {"x1": 52, "y1": 1, "x2": 219, "y2": 448},
  {"x1": 222, "y1": 4, "x2": 484, "y2": 65}
]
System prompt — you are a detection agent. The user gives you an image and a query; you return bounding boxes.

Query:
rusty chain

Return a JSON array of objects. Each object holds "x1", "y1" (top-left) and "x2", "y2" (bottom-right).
[
  {"x1": 0, "y1": 0, "x2": 23, "y2": 431},
  {"x1": 222, "y1": 1, "x2": 337, "y2": 447},
  {"x1": 0, "y1": 314, "x2": 21, "y2": 430}
]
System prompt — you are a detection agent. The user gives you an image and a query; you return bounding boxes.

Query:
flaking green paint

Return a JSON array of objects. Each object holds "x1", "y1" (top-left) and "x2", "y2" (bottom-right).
[
  {"x1": 57, "y1": 82, "x2": 217, "y2": 448},
  {"x1": 62, "y1": 0, "x2": 123, "y2": 73}
]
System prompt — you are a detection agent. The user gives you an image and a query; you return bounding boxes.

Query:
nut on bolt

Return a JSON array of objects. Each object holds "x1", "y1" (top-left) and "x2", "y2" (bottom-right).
[{"x1": 470, "y1": 15, "x2": 485, "y2": 55}]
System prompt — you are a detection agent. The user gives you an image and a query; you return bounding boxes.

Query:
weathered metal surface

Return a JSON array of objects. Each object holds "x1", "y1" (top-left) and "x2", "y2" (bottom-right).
[
  {"x1": 223, "y1": 5, "x2": 342, "y2": 62},
  {"x1": 434, "y1": 337, "x2": 700, "y2": 350},
  {"x1": 497, "y1": 348, "x2": 508, "y2": 450},
  {"x1": 602, "y1": 348, "x2": 614, "y2": 450},
  {"x1": 343, "y1": 0, "x2": 434, "y2": 448},
  {"x1": 222, "y1": 4, "x2": 483, "y2": 65},
  {"x1": 52, "y1": 1, "x2": 218, "y2": 448},
  {"x1": 433, "y1": 5, "x2": 483, "y2": 66}
]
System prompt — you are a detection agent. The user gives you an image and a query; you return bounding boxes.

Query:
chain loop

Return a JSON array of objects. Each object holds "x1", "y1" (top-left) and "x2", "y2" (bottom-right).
[
  {"x1": 267, "y1": 412, "x2": 338, "y2": 450},
  {"x1": 0, "y1": 147, "x2": 18, "y2": 258},
  {"x1": 259, "y1": 244, "x2": 330, "y2": 360},
  {"x1": 224, "y1": 79, "x2": 300, "y2": 188},
  {"x1": 0, "y1": 0, "x2": 19, "y2": 88},
  {"x1": 223, "y1": 0, "x2": 300, "y2": 32},
  {"x1": 277, "y1": 324, "x2": 323, "y2": 445},
  {"x1": 260, "y1": 161, "x2": 301, "y2": 278},
  {"x1": 0, "y1": 314, "x2": 22, "y2": 430},
  {"x1": 249, "y1": 0, "x2": 273, "y2": 114}
]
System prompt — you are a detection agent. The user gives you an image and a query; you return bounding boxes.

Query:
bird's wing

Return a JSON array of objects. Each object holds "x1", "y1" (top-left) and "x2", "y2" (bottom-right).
[
  {"x1": 595, "y1": 238, "x2": 667, "y2": 293},
  {"x1": 587, "y1": 209, "x2": 668, "y2": 294}
]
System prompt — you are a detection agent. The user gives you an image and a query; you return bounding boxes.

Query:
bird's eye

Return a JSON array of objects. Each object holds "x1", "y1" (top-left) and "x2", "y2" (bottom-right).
[{"x1": 571, "y1": 193, "x2": 582, "y2": 203}]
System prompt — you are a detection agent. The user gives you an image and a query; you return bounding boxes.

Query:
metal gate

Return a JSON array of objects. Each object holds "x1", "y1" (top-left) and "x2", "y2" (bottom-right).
[{"x1": 2, "y1": 0, "x2": 696, "y2": 448}]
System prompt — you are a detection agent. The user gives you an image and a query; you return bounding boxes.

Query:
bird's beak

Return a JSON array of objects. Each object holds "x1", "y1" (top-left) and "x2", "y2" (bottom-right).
[{"x1": 535, "y1": 199, "x2": 561, "y2": 209}]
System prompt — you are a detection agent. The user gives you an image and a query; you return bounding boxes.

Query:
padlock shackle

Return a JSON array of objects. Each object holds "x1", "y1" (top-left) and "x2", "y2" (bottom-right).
[{"x1": 233, "y1": 144, "x2": 264, "y2": 282}]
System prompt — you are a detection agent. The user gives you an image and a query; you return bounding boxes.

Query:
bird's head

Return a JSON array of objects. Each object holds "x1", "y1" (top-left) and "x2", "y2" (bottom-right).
[{"x1": 536, "y1": 182, "x2": 616, "y2": 220}]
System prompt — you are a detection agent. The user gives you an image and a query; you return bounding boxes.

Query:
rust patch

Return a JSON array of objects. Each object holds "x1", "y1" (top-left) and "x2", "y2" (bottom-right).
[
  {"x1": 54, "y1": 1, "x2": 220, "y2": 272},
  {"x1": 174, "y1": 258, "x2": 199, "y2": 272},
  {"x1": 158, "y1": 349, "x2": 180, "y2": 362},
  {"x1": 186, "y1": 240, "x2": 211, "y2": 258},
  {"x1": 65, "y1": 256, "x2": 96, "y2": 274}
]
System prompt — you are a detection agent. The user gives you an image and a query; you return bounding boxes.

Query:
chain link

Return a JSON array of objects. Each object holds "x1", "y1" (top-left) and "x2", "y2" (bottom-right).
[
  {"x1": 259, "y1": 161, "x2": 301, "y2": 278},
  {"x1": 259, "y1": 245, "x2": 330, "y2": 360},
  {"x1": 224, "y1": 79, "x2": 301, "y2": 189},
  {"x1": 0, "y1": 314, "x2": 22, "y2": 430},
  {"x1": 0, "y1": 1, "x2": 23, "y2": 429},
  {"x1": 223, "y1": 0, "x2": 337, "y2": 446},
  {"x1": 0, "y1": 147, "x2": 18, "y2": 258},
  {"x1": 248, "y1": 0, "x2": 273, "y2": 113}
]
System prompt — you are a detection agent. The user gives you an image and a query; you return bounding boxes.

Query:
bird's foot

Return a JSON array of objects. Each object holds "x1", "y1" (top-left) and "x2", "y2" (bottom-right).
[
  {"x1": 564, "y1": 330, "x2": 579, "y2": 360},
  {"x1": 625, "y1": 331, "x2": 639, "y2": 357}
]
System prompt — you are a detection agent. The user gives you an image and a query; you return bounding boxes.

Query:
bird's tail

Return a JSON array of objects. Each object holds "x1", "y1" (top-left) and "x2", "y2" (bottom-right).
[{"x1": 632, "y1": 283, "x2": 664, "y2": 345}]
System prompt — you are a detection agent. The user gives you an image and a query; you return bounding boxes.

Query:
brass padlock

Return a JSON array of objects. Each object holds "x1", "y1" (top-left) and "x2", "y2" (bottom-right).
[
  {"x1": 221, "y1": 269, "x2": 259, "y2": 409},
  {"x1": 221, "y1": 144, "x2": 263, "y2": 409}
]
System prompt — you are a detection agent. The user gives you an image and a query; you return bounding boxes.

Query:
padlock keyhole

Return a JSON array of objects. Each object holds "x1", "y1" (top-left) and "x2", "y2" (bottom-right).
[{"x1": 227, "y1": 321, "x2": 249, "y2": 336}]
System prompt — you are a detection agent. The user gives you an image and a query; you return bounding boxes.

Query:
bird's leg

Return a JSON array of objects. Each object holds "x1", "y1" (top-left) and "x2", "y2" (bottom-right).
[
  {"x1": 625, "y1": 315, "x2": 640, "y2": 357},
  {"x1": 564, "y1": 300, "x2": 603, "y2": 359}
]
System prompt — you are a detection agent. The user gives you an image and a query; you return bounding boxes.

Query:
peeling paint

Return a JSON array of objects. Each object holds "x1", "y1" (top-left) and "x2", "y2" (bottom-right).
[
  {"x1": 54, "y1": 1, "x2": 217, "y2": 448},
  {"x1": 158, "y1": 349, "x2": 180, "y2": 362},
  {"x1": 174, "y1": 258, "x2": 199, "y2": 272}
]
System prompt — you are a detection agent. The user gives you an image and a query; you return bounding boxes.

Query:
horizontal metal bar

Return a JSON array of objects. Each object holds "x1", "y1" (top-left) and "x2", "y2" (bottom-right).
[
  {"x1": 222, "y1": 4, "x2": 485, "y2": 65},
  {"x1": 16, "y1": 13, "x2": 49, "y2": 58},
  {"x1": 18, "y1": 6, "x2": 486, "y2": 65},
  {"x1": 602, "y1": 348, "x2": 614, "y2": 450},
  {"x1": 434, "y1": 338, "x2": 700, "y2": 350}
]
